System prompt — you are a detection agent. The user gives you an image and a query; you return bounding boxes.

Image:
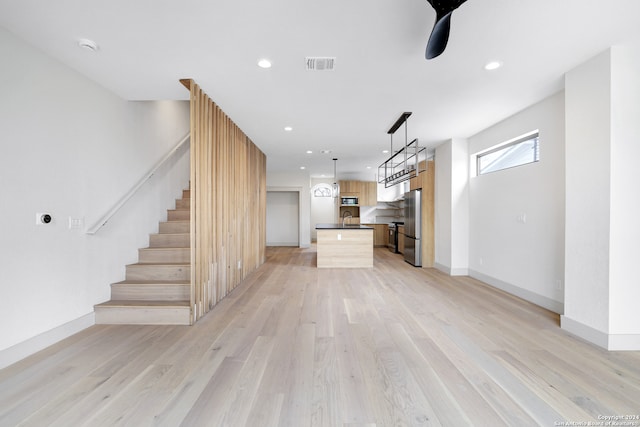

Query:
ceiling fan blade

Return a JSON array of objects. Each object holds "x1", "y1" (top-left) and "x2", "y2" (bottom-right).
[
  {"x1": 424, "y1": 0, "x2": 469, "y2": 60},
  {"x1": 426, "y1": 12, "x2": 452, "y2": 59}
]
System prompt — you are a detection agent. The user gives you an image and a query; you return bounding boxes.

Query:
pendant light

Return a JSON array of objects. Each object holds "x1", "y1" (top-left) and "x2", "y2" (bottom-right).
[{"x1": 332, "y1": 158, "x2": 340, "y2": 198}]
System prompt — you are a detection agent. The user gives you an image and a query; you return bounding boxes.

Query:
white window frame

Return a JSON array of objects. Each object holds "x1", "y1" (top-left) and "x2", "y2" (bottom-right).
[{"x1": 475, "y1": 130, "x2": 540, "y2": 176}]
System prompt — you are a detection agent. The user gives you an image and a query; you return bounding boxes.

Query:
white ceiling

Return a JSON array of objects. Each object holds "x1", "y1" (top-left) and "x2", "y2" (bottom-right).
[{"x1": 2, "y1": 0, "x2": 640, "y2": 179}]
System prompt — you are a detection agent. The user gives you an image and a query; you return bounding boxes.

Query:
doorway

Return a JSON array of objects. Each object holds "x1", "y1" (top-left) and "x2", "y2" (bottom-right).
[{"x1": 266, "y1": 191, "x2": 299, "y2": 246}]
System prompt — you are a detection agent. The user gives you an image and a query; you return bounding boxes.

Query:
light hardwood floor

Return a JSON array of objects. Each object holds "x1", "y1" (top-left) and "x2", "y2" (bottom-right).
[{"x1": 1, "y1": 247, "x2": 639, "y2": 426}]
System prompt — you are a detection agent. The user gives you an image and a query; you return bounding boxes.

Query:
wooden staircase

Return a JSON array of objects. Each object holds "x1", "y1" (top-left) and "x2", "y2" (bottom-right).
[{"x1": 94, "y1": 189, "x2": 191, "y2": 325}]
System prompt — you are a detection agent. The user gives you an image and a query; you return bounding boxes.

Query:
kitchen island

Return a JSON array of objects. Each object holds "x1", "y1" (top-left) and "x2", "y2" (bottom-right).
[{"x1": 315, "y1": 224, "x2": 373, "y2": 268}]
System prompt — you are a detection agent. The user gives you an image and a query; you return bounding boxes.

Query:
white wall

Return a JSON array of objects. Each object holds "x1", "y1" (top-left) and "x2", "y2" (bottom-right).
[
  {"x1": 467, "y1": 92, "x2": 566, "y2": 313},
  {"x1": 609, "y1": 46, "x2": 640, "y2": 338},
  {"x1": 563, "y1": 50, "x2": 612, "y2": 335},
  {"x1": 563, "y1": 47, "x2": 640, "y2": 349},
  {"x1": 310, "y1": 178, "x2": 338, "y2": 241},
  {"x1": 435, "y1": 142, "x2": 453, "y2": 271},
  {"x1": 435, "y1": 138, "x2": 469, "y2": 276},
  {"x1": 0, "y1": 28, "x2": 190, "y2": 364},
  {"x1": 266, "y1": 171, "x2": 311, "y2": 248}
]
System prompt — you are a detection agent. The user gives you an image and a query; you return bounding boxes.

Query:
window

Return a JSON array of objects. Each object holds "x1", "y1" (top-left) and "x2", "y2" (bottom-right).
[
  {"x1": 476, "y1": 131, "x2": 539, "y2": 175},
  {"x1": 312, "y1": 183, "x2": 332, "y2": 197}
]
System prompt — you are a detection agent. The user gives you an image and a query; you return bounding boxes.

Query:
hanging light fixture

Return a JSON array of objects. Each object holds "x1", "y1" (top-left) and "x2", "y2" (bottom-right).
[{"x1": 332, "y1": 158, "x2": 340, "y2": 198}]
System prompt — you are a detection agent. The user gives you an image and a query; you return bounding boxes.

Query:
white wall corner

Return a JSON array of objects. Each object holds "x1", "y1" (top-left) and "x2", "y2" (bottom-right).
[
  {"x1": 434, "y1": 262, "x2": 451, "y2": 275},
  {"x1": 562, "y1": 315, "x2": 640, "y2": 351},
  {"x1": 0, "y1": 312, "x2": 95, "y2": 370}
]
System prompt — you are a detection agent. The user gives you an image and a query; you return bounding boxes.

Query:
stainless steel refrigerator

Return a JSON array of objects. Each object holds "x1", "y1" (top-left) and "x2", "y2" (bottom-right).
[{"x1": 403, "y1": 189, "x2": 422, "y2": 266}]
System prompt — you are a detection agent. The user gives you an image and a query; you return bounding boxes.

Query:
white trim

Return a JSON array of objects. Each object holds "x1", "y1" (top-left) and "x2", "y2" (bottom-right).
[
  {"x1": 469, "y1": 269, "x2": 564, "y2": 314},
  {"x1": 0, "y1": 312, "x2": 95, "y2": 369},
  {"x1": 560, "y1": 315, "x2": 608, "y2": 349},
  {"x1": 434, "y1": 263, "x2": 468, "y2": 276},
  {"x1": 266, "y1": 242, "x2": 299, "y2": 247},
  {"x1": 561, "y1": 316, "x2": 640, "y2": 351},
  {"x1": 434, "y1": 263, "x2": 451, "y2": 275},
  {"x1": 608, "y1": 334, "x2": 640, "y2": 351}
]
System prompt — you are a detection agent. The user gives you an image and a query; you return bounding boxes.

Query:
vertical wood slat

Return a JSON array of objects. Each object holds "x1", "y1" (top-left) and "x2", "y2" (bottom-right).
[{"x1": 185, "y1": 79, "x2": 267, "y2": 323}]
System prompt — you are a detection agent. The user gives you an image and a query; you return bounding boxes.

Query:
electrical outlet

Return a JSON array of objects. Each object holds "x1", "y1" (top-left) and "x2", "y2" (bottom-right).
[
  {"x1": 555, "y1": 279, "x2": 563, "y2": 290},
  {"x1": 68, "y1": 217, "x2": 84, "y2": 230}
]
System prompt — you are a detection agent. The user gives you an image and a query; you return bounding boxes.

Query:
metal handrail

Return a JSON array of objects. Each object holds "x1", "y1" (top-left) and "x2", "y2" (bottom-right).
[{"x1": 85, "y1": 132, "x2": 190, "y2": 234}]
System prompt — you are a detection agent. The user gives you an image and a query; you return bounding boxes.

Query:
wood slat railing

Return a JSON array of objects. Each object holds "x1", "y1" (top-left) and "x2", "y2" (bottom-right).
[{"x1": 181, "y1": 79, "x2": 267, "y2": 323}]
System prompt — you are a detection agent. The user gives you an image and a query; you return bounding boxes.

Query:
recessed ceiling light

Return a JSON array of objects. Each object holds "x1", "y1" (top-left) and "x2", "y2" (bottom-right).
[
  {"x1": 321, "y1": 149, "x2": 332, "y2": 154},
  {"x1": 306, "y1": 150, "x2": 313, "y2": 154},
  {"x1": 78, "y1": 38, "x2": 98, "y2": 52},
  {"x1": 366, "y1": 166, "x2": 372, "y2": 169},
  {"x1": 382, "y1": 149, "x2": 389, "y2": 154},
  {"x1": 484, "y1": 61, "x2": 502, "y2": 71},
  {"x1": 284, "y1": 126, "x2": 293, "y2": 132},
  {"x1": 300, "y1": 166, "x2": 306, "y2": 170},
  {"x1": 257, "y1": 59, "x2": 272, "y2": 69}
]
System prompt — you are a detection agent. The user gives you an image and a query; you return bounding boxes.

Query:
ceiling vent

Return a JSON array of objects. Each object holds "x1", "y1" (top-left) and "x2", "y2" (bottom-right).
[{"x1": 305, "y1": 57, "x2": 336, "y2": 71}]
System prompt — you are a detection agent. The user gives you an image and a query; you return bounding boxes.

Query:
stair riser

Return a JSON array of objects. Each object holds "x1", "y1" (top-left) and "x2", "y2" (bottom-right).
[
  {"x1": 95, "y1": 306, "x2": 191, "y2": 325},
  {"x1": 111, "y1": 284, "x2": 190, "y2": 301},
  {"x1": 126, "y1": 265, "x2": 190, "y2": 281},
  {"x1": 182, "y1": 190, "x2": 190, "y2": 199},
  {"x1": 149, "y1": 234, "x2": 190, "y2": 248},
  {"x1": 139, "y1": 248, "x2": 190, "y2": 263},
  {"x1": 159, "y1": 222, "x2": 190, "y2": 234},
  {"x1": 175, "y1": 199, "x2": 190, "y2": 209},
  {"x1": 168, "y1": 210, "x2": 190, "y2": 221}
]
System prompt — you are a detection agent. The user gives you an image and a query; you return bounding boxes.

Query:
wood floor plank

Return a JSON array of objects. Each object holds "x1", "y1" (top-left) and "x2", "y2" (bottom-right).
[
  {"x1": 310, "y1": 336, "x2": 341, "y2": 427},
  {"x1": 1, "y1": 246, "x2": 639, "y2": 427}
]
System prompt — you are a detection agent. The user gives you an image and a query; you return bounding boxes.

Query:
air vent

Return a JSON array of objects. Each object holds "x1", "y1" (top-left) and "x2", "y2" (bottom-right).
[{"x1": 305, "y1": 57, "x2": 336, "y2": 71}]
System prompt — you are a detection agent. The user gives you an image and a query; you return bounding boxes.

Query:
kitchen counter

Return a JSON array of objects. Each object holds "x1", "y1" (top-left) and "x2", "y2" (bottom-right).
[
  {"x1": 316, "y1": 223, "x2": 373, "y2": 230},
  {"x1": 315, "y1": 224, "x2": 373, "y2": 268}
]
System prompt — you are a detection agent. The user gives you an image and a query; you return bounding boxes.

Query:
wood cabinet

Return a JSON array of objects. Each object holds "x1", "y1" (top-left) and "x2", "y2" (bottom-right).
[
  {"x1": 343, "y1": 216, "x2": 360, "y2": 225},
  {"x1": 360, "y1": 181, "x2": 377, "y2": 206},
  {"x1": 317, "y1": 228, "x2": 374, "y2": 268},
  {"x1": 339, "y1": 180, "x2": 377, "y2": 206},
  {"x1": 397, "y1": 225, "x2": 405, "y2": 254},
  {"x1": 339, "y1": 180, "x2": 359, "y2": 194},
  {"x1": 362, "y1": 223, "x2": 389, "y2": 247}
]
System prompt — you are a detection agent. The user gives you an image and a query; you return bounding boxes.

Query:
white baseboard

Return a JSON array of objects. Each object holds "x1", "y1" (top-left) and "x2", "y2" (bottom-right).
[
  {"x1": 434, "y1": 263, "x2": 469, "y2": 276},
  {"x1": 266, "y1": 242, "x2": 299, "y2": 247},
  {"x1": 434, "y1": 263, "x2": 450, "y2": 275},
  {"x1": 561, "y1": 316, "x2": 640, "y2": 351},
  {"x1": 468, "y1": 269, "x2": 564, "y2": 314},
  {"x1": 0, "y1": 312, "x2": 95, "y2": 370}
]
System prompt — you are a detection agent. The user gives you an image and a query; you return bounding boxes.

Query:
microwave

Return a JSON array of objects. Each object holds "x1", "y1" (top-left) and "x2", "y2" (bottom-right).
[{"x1": 341, "y1": 196, "x2": 358, "y2": 205}]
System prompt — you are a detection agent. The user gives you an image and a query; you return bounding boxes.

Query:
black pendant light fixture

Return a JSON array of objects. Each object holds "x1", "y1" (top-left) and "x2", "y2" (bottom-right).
[{"x1": 425, "y1": 0, "x2": 470, "y2": 59}]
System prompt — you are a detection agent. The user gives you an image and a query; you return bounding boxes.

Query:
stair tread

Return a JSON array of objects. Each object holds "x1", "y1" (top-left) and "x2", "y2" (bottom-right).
[{"x1": 96, "y1": 300, "x2": 190, "y2": 307}]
